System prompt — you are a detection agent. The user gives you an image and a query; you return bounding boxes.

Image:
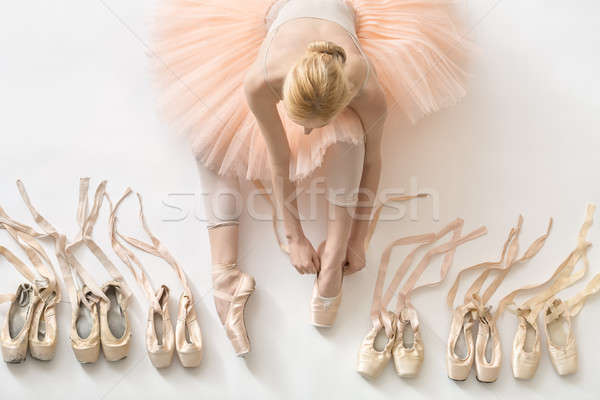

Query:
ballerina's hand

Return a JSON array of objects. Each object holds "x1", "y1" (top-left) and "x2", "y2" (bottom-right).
[
  {"x1": 343, "y1": 239, "x2": 366, "y2": 275},
  {"x1": 288, "y1": 235, "x2": 320, "y2": 275}
]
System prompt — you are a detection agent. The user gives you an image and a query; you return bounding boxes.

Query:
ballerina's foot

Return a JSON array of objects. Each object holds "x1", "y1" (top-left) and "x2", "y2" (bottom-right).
[
  {"x1": 212, "y1": 268, "x2": 243, "y2": 324},
  {"x1": 317, "y1": 266, "x2": 342, "y2": 297}
]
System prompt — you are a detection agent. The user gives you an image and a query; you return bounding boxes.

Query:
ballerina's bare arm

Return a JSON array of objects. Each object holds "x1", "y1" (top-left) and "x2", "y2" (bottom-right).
[
  {"x1": 345, "y1": 73, "x2": 388, "y2": 274},
  {"x1": 243, "y1": 66, "x2": 320, "y2": 275}
]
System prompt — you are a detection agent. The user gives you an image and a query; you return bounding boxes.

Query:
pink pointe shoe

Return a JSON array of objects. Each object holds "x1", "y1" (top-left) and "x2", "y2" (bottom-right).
[
  {"x1": 212, "y1": 263, "x2": 255, "y2": 357},
  {"x1": 356, "y1": 311, "x2": 396, "y2": 378},
  {"x1": 447, "y1": 304, "x2": 476, "y2": 381},
  {"x1": 310, "y1": 276, "x2": 343, "y2": 328},
  {"x1": 544, "y1": 298, "x2": 577, "y2": 376},
  {"x1": 1, "y1": 284, "x2": 39, "y2": 363}
]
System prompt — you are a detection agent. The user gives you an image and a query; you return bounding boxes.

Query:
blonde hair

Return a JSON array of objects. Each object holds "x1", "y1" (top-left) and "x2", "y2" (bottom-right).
[{"x1": 282, "y1": 40, "x2": 353, "y2": 124}]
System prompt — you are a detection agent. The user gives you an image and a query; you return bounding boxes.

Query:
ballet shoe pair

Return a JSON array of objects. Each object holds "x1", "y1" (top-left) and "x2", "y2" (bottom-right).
[
  {"x1": 146, "y1": 285, "x2": 203, "y2": 368},
  {"x1": 356, "y1": 307, "x2": 425, "y2": 379},
  {"x1": 510, "y1": 299, "x2": 577, "y2": 379},
  {"x1": 71, "y1": 281, "x2": 131, "y2": 364},
  {"x1": 212, "y1": 264, "x2": 255, "y2": 357},
  {"x1": 1, "y1": 278, "x2": 60, "y2": 363},
  {"x1": 447, "y1": 302, "x2": 502, "y2": 382}
]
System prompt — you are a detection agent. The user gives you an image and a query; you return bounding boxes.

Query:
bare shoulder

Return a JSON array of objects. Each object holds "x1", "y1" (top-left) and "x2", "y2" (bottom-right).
[
  {"x1": 348, "y1": 68, "x2": 388, "y2": 125},
  {"x1": 243, "y1": 62, "x2": 278, "y2": 109}
]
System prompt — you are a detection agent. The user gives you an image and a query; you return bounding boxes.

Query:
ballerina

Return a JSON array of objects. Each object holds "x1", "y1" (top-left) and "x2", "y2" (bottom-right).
[{"x1": 153, "y1": 0, "x2": 468, "y2": 355}]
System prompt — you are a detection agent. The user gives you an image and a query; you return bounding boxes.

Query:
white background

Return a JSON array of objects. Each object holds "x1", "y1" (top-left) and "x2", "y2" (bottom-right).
[{"x1": 1, "y1": 1, "x2": 600, "y2": 399}]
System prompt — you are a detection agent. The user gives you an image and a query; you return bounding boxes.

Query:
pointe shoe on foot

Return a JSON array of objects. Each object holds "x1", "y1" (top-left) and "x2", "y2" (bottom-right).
[
  {"x1": 71, "y1": 287, "x2": 101, "y2": 364},
  {"x1": 393, "y1": 307, "x2": 424, "y2": 378},
  {"x1": 147, "y1": 285, "x2": 175, "y2": 368},
  {"x1": 544, "y1": 298, "x2": 577, "y2": 376},
  {"x1": 212, "y1": 264, "x2": 255, "y2": 357},
  {"x1": 447, "y1": 304, "x2": 476, "y2": 381},
  {"x1": 175, "y1": 293, "x2": 203, "y2": 367},
  {"x1": 99, "y1": 281, "x2": 131, "y2": 362},
  {"x1": 1, "y1": 283, "x2": 39, "y2": 363},
  {"x1": 474, "y1": 308, "x2": 502, "y2": 383},
  {"x1": 311, "y1": 241, "x2": 344, "y2": 328},
  {"x1": 310, "y1": 276, "x2": 342, "y2": 328},
  {"x1": 356, "y1": 310, "x2": 396, "y2": 378},
  {"x1": 511, "y1": 311, "x2": 541, "y2": 380}
]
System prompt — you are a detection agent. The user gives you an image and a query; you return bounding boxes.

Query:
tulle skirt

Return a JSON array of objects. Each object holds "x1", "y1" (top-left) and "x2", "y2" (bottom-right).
[{"x1": 153, "y1": 0, "x2": 468, "y2": 181}]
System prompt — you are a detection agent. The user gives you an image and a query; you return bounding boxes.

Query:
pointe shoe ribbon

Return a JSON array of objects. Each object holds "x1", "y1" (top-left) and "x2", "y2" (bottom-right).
[
  {"x1": 356, "y1": 231, "x2": 435, "y2": 379},
  {"x1": 495, "y1": 204, "x2": 595, "y2": 379},
  {"x1": 110, "y1": 189, "x2": 173, "y2": 368},
  {"x1": 447, "y1": 215, "x2": 552, "y2": 382},
  {"x1": 67, "y1": 179, "x2": 134, "y2": 362},
  {"x1": 357, "y1": 214, "x2": 487, "y2": 379},
  {"x1": 542, "y1": 265, "x2": 600, "y2": 377},
  {"x1": 9, "y1": 179, "x2": 132, "y2": 363},
  {"x1": 0, "y1": 200, "x2": 62, "y2": 361},
  {"x1": 392, "y1": 220, "x2": 487, "y2": 378},
  {"x1": 119, "y1": 192, "x2": 203, "y2": 367},
  {"x1": 540, "y1": 205, "x2": 600, "y2": 376},
  {"x1": 111, "y1": 188, "x2": 203, "y2": 367}
]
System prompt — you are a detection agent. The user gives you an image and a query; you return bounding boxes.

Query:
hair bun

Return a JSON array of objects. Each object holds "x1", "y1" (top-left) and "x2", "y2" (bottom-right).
[{"x1": 307, "y1": 40, "x2": 346, "y2": 64}]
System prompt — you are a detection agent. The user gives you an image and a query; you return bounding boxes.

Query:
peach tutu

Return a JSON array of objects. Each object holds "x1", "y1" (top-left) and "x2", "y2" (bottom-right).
[{"x1": 153, "y1": 0, "x2": 468, "y2": 181}]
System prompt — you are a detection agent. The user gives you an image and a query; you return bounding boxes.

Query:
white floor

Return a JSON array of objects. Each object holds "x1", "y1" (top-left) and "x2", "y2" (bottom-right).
[{"x1": 1, "y1": 1, "x2": 600, "y2": 399}]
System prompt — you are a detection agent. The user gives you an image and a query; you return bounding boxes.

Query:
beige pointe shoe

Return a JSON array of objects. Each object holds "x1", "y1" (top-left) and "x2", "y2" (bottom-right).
[
  {"x1": 393, "y1": 306, "x2": 424, "y2": 378},
  {"x1": 310, "y1": 274, "x2": 343, "y2": 328},
  {"x1": 511, "y1": 311, "x2": 541, "y2": 380},
  {"x1": 1, "y1": 283, "x2": 39, "y2": 363},
  {"x1": 175, "y1": 293, "x2": 203, "y2": 367},
  {"x1": 544, "y1": 298, "x2": 577, "y2": 376},
  {"x1": 447, "y1": 304, "x2": 476, "y2": 381},
  {"x1": 71, "y1": 287, "x2": 101, "y2": 364},
  {"x1": 356, "y1": 310, "x2": 396, "y2": 378},
  {"x1": 146, "y1": 285, "x2": 175, "y2": 368},
  {"x1": 28, "y1": 298, "x2": 58, "y2": 361},
  {"x1": 311, "y1": 241, "x2": 344, "y2": 328},
  {"x1": 99, "y1": 281, "x2": 131, "y2": 362},
  {"x1": 212, "y1": 264, "x2": 255, "y2": 356},
  {"x1": 474, "y1": 308, "x2": 502, "y2": 382}
]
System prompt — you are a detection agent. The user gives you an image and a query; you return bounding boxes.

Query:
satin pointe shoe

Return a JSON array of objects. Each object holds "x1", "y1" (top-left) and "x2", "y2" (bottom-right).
[
  {"x1": 447, "y1": 304, "x2": 476, "y2": 381},
  {"x1": 175, "y1": 293, "x2": 203, "y2": 367},
  {"x1": 99, "y1": 281, "x2": 131, "y2": 362},
  {"x1": 393, "y1": 306, "x2": 424, "y2": 378},
  {"x1": 311, "y1": 242, "x2": 344, "y2": 328},
  {"x1": 146, "y1": 285, "x2": 175, "y2": 368},
  {"x1": 544, "y1": 298, "x2": 577, "y2": 376},
  {"x1": 310, "y1": 273, "x2": 343, "y2": 328},
  {"x1": 28, "y1": 296, "x2": 58, "y2": 361},
  {"x1": 212, "y1": 263, "x2": 255, "y2": 357},
  {"x1": 511, "y1": 311, "x2": 541, "y2": 380},
  {"x1": 71, "y1": 287, "x2": 101, "y2": 364},
  {"x1": 474, "y1": 307, "x2": 502, "y2": 383},
  {"x1": 356, "y1": 310, "x2": 396, "y2": 378},
  {"x1": 1, "y1": 283, "x2": 39, "y2": 363}
]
